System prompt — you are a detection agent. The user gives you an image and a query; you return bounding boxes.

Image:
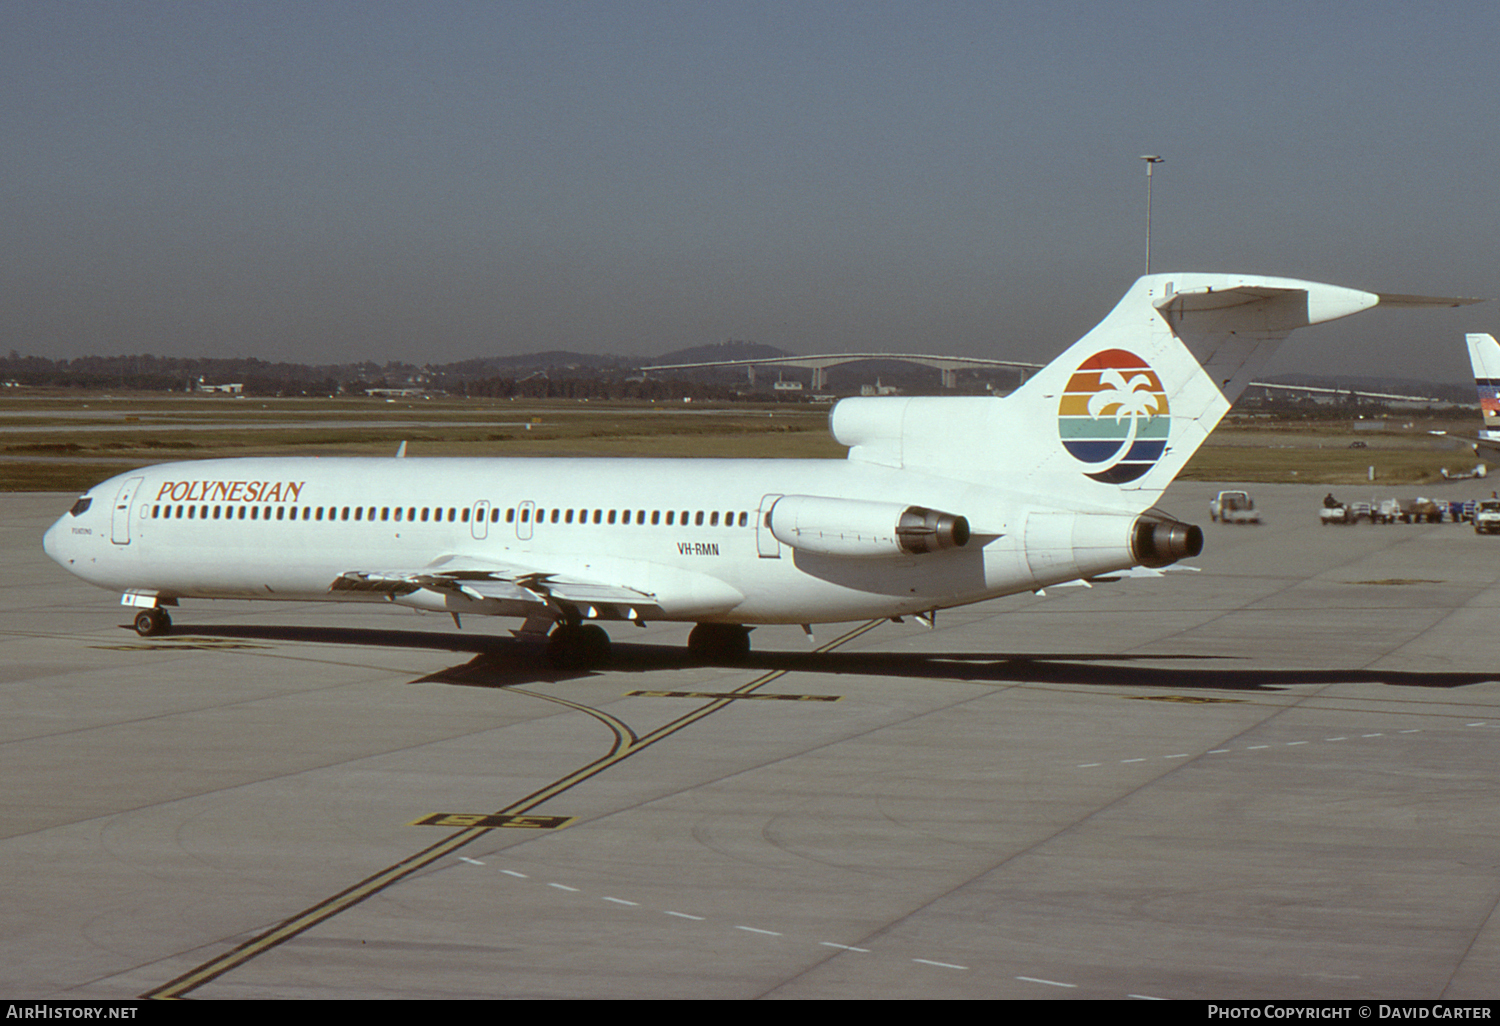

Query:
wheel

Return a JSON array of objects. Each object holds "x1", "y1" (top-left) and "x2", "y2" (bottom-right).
[
  {"x1": 687, "y1": 623, "x2": 751, "y2": 662},
  {"x1": 546, "y1": 623, "x2": 611, "y2": 670},
  {"x1": 133, "y1": 608, "x2": 170, "y2": 637}
]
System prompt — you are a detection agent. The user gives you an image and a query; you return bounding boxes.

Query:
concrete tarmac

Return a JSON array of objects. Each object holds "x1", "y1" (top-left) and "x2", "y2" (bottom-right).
[{"x1": 3, "y1": 481, "x2": 1499, "y2": 1000}]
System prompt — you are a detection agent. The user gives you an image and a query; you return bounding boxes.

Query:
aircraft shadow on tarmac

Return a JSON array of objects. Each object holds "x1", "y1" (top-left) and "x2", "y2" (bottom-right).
[{"x1": 157, "y1": 623, "x2": 1500, "y2": 692}]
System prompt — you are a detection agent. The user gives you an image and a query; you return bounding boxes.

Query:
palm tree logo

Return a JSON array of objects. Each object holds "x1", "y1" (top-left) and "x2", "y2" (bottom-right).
[
  {"x1": 1088, "y1": 367, "x2": 1162, "y2": 450},
  {"x1": 1059, "y1": 349, "x2": 1170, "y2": 483}
]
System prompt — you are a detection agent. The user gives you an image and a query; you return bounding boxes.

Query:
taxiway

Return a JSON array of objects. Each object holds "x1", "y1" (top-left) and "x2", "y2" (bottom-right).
[{"x1": 3, "y1": 481, "x2": 1498, "y2": 999}]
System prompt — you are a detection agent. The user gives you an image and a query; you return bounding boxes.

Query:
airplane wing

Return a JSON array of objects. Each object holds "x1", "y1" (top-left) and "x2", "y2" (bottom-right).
[{"x1": 329, "y1": 556, "x2": 666, "y2": 622}]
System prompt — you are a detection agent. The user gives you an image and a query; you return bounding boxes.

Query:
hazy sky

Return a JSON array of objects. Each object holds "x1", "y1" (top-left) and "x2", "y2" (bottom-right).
[{"x1": 4, "y1": 0, "x2": 1498, "y2": 381}]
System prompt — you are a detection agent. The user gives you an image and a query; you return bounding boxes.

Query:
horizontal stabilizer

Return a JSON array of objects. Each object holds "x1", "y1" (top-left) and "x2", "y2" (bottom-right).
[{"x1": 1376, "y1": 293, "x2": 1486, "y2": 308}]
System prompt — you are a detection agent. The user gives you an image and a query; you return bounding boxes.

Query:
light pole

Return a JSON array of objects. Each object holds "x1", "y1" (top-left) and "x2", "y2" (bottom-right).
[{"x1": 1140, "y1": 155, "x2": 1164, "y2": 274}]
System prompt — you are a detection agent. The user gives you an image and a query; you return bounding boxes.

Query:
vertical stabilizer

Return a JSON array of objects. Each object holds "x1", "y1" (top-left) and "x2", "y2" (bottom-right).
[
  {"x1": 837, "y1": 274, "x2": 1477, "y2": 514},
  {"x1": 1467, "y1": 333, "x2": 1500, "y2": 439}
]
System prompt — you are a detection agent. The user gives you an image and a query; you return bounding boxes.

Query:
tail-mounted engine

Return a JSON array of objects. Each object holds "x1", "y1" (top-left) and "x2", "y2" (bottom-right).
[
  {"x1": 1023, "y1": 510, "x2": 1202, "y2": 585},
  {"x1": 1131, "y1": 517, "x2": 1204, "y2": 568},
  {"x1": 768, "y1": 495, "x2": 970, "y2": 558}
]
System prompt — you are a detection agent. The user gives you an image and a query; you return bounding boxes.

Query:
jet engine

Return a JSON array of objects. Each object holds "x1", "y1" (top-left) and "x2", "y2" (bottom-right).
[
  {"x1": 768, "y1": 495, "x2": 970, "y2": 558},
  {"x1": 1132, "y1": 517, "x2": 1203, "y2": 568}
]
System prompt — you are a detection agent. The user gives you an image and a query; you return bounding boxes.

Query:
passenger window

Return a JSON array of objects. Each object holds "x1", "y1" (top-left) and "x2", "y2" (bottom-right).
[
  {"x1": 608, "y1": 510, "x2": 617, "y2": 525},
  {"x1": 710, "y1": 511, "x2": 719, "y2": 527},
  {"x1": 651, "y1": 510, "x2": 660, "y2": 525},
  {"x1": 695, "y1": 511, "x2": 704, "y2": 526},
  {"x1": 354, "y1": 507, "x2": 363, "y2": 521},
  {"x1": 550, "y1": 509, "x2": 560, "y2": 523},
  {"x1": 565, "y1": 509, "x2": 574, "y2": 524},
  {"x1": 506, "y1": 508, "x2": 515, "y2": 523}
]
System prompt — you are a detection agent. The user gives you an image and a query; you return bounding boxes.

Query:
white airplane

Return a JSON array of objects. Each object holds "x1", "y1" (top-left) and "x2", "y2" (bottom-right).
[{"x1": 43, "y1": 273, "x2": 1479, "y2": 668}]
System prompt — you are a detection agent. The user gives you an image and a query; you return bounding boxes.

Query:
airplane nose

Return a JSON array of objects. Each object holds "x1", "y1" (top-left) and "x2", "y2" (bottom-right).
[{"x1": 43, "y1": 514, "x2": 69, "y2": 566}]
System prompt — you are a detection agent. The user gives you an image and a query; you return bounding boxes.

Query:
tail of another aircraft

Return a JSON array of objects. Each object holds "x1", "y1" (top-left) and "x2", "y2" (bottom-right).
[
  {"x1": 834, "y1": 274, "x2": 1480, "y2": 512},
  {"x1": 1466, "y1": 333, "x2": 1500, "y2": 439}
]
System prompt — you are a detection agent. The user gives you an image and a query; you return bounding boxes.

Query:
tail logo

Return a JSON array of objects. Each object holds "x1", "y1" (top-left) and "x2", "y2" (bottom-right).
[{"x1": 1058, "y1": 349, "x2": 1170, "y2": 483}]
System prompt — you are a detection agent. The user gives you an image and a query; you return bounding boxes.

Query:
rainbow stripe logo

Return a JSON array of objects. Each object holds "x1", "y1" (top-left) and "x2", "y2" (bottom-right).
[{"x1": 1058, "y1": 349, "x2": 1170, "y2": 483}]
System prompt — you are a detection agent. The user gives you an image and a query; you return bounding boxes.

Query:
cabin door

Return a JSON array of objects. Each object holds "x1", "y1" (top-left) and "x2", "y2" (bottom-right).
[
  {"x1": 756, "y1": 493, "x2": 783, "y2": 558},
  {"x1": 111, "y1": 476, "x2": 145, "y2": 545}
]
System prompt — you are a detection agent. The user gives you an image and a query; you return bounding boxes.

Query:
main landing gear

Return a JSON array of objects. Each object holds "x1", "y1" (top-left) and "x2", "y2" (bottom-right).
[
  {"x1": 687, "y1": 623, "x2": 752, "y2": 662},
  {"x1": 546, "y1": 622, "x2": 611, "y2": 670},
  {"x1": 133, "y1": 608, "x2": 172, "y2": 637},
  {"x1": 543, "y1": 621, "x2": 754, "y2": 670}
]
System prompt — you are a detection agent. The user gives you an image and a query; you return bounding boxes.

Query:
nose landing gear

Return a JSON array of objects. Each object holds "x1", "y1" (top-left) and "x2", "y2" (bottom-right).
[{"x1": 133, "y1": 608, "x2": 172, "y2": 637}]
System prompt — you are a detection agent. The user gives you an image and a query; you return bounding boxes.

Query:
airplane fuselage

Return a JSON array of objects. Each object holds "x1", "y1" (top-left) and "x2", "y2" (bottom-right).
[{"x1": 44, "y1": 455, "x2": 1114, "y2": 626}]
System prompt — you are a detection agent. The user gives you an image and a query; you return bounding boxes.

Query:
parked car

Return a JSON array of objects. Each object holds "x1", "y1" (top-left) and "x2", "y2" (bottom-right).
[
  {"x1": 1210, "y1": 490, "x2": 1261, "y2": 524},
  {"x1": 1474, "y1": 500, "x2": 1500, "y2": 535}
]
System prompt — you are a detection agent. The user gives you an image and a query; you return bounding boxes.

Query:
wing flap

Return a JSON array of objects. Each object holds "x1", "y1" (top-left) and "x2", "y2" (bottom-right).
[{"x1": 329, "y1": 560, "x2": 665, "y2": 622}]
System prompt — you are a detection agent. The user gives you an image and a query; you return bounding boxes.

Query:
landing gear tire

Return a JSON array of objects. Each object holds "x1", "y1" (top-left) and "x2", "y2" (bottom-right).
[
  {"x1": 546, "y1": 623, "x2": 611, "y2": 670},
  {"x1": 687, "y1": 623, "x2": 751, "y2": 662},
  {"x1": 133, "y1": 608, "x2": 171, "y2": 637}
]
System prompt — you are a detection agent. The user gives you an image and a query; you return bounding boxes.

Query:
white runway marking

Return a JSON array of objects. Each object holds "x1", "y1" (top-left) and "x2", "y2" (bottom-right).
[
  {"x1": 1072, "y1": 725, "x2": 1454, "y2": 773},
  {"x1": 483, "y1": 862, "x2": 1172, "y2": 997},
  {"x1": 913, "y1": 958, "x2": 968, "y2": 970}
]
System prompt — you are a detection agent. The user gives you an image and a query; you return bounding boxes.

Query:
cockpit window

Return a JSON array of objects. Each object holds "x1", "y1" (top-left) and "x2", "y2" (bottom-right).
[{"x1": 68, "y1": 496, "x2": 92, "y2": 517}]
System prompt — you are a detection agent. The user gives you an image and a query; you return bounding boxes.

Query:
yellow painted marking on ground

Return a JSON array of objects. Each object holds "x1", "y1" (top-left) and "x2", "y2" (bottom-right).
[
  {"x1": 410, "y1": 813, "x2": 574, "y2": 830},
  {"x1": 142, "y1": 618, "x2": 885, "y2": 999},
  {"x1": 627, "y1": 690, "x2": 841, "y2": 702}
]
